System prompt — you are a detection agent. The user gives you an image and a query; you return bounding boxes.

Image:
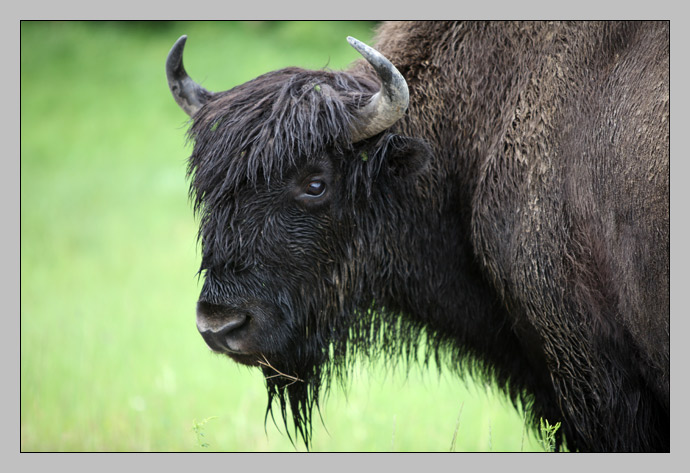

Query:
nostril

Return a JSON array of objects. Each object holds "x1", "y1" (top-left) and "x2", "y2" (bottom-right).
[
  {"x1": 196, "y1": 313, "x2": 247, "y2": 334},
  {"x1": 196, "y1": 301, "x2": 248, "y2": 352}
]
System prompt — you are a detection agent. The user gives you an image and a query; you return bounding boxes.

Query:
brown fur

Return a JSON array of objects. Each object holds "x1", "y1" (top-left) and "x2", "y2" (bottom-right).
[{"x1": 373, "y1": 20, "x2": 669, "y2": 451}]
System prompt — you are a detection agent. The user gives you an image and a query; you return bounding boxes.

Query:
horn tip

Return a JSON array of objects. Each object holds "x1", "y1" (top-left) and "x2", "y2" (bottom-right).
[
  {"x1": 171, "y1": 35, "x2": 188, "y2": 53},
  {"x1": 346, "y1": 36, "x2": 364, "y2": 51},
  {"x1": 176, "y1": 34, "x2": 188, "y2": 45},
  {"x1": 167, "y1": 35, "x2": 189, "y2": 77}
]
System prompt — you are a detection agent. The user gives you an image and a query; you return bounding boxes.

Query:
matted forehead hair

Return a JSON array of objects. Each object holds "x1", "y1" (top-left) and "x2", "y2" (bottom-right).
[{"x1": 186, "y1": 67, "x2": 379, "y2": 210}]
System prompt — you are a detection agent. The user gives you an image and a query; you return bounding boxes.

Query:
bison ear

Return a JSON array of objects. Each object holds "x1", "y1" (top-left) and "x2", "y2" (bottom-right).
[{"x1": 385, "y1": 136, "x2": 431, "y2": 178}]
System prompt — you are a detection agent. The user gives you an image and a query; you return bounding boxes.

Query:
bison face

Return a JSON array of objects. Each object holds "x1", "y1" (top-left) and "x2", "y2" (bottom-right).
[
  {"x1": 192, "y1": 137, "x2": 430, "y2": 371},
  {"x1": 193, "y1": 152, "x2": 346, "y2": 367},
  {"x1": 188, "y1": 127, "x2": 430, "y2": 445},
  {"x1": 169, "y1": 34, "x2": 430, "y2": 443}
]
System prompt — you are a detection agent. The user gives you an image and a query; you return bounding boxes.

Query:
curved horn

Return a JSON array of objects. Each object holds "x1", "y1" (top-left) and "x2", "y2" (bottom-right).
[
  {"x1": 346, "y1": 37, "x2": 409, "y2": 142},
  {"x1": 166, "y1": 35, "x2": 212, "y2": 117}
]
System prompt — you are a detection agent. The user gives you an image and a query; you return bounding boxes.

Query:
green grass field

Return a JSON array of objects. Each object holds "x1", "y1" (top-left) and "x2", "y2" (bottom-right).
[{"x1": 20, "y1": 20, "x2": 546, "y2": 452}]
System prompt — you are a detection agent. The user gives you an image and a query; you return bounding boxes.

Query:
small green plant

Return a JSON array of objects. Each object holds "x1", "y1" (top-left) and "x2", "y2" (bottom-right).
[
  {"x1": 449, "y1": 402, "x2": 464, "y2": 452},
  {"x1": 487, "y1": 418, "x2": 493, "y2": 452},
  {"x1": 192, "y1": 416, "x2": 218, "y2": 449},
  {"x1": 538, "y1": 418, "x2": 561, "y2": 452}
]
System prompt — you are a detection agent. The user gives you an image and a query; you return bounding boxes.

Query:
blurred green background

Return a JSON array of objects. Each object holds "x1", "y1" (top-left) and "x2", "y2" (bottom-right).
[{"x1": 20, "y1": 20, "x2": 544, "y2": 452}]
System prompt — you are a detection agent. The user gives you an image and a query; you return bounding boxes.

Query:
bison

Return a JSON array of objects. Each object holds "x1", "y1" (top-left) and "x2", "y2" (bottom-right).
[{"x1": 166, "y1": 21, "x2": 669, "y2": 452}]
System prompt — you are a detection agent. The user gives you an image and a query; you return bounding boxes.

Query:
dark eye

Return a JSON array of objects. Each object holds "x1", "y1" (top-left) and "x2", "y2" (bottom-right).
[{"x1": 304, "y1": 179, "x2": 326, "y2": 197}]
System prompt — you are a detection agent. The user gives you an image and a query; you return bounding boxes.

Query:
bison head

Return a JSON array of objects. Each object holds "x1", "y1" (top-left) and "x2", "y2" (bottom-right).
[{"x1": 167, "y1": 35, "x2": 432, "y2": 445}]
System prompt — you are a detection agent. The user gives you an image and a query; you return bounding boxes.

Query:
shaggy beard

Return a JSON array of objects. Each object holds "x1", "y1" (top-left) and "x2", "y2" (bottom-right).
[
  {"x1": 258, "y1": 308, "x2": 433, "y2": 448},
  {"x1": 259, "y1": 318, "x2": 349, "y2": 448},
  {"x1": 262, "y1": 353, "x2": 325, "y2": 447}
]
